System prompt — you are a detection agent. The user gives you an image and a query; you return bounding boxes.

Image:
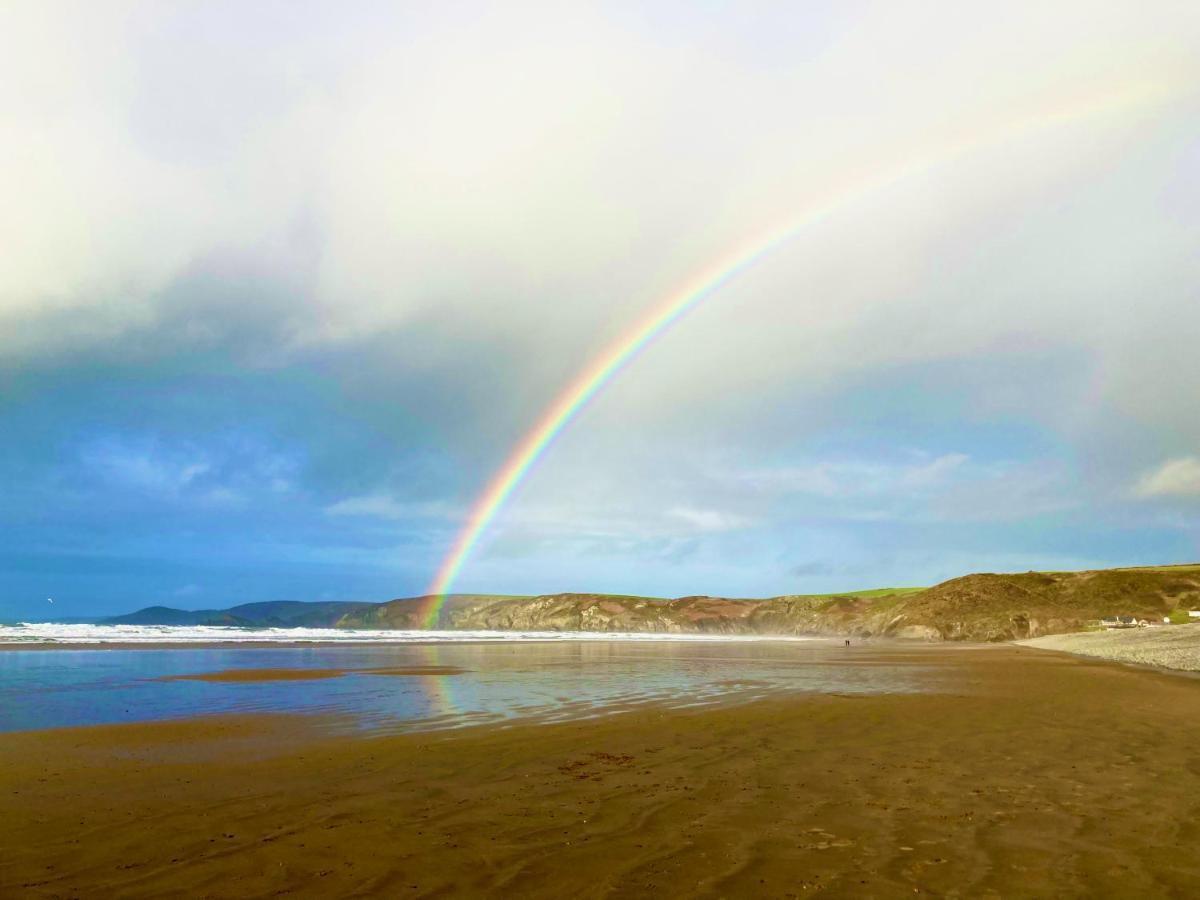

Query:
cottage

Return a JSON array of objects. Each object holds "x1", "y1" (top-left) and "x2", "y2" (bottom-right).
[{"x1": 1099, "y1": 615, "x2": 1139, "y2": 629}]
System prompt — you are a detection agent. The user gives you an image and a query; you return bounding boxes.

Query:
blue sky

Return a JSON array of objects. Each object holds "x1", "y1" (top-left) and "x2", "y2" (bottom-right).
[{"x1": 3, "y1": 1, "x2": 1199, "y2": 619}]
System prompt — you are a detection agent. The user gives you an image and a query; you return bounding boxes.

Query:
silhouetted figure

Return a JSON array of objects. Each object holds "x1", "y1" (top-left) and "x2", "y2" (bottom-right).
[{"x1": 844, "y1": 639, "x2": 851, "y2": 647}]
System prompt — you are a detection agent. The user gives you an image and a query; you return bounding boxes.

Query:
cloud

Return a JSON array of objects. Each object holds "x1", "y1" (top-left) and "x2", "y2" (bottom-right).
[
  {"x1": 735, "y1": 454, "x2": 970, "y2": 500},
  {"x1": 666, "y1": 507, "x2": 754, "y2": 533},
  {"x1": 1134, "y1": 457, "x2": 1200, "y2": 498},
  {"x1": 4, "y1": 0, "x2": 1198, "y2": 374},
  {"x1": 324, "y1": 494, "x2": 454, "y2": 521},
  {"x1": 81, "y1": 441, "x2": 213, "y2": 497},
  {"x1": 4, "y1": 2, "x2": 1200, "y2": 614},
  {"x1": 75, "y1": 434, "x2": 298, "y2": 510}
]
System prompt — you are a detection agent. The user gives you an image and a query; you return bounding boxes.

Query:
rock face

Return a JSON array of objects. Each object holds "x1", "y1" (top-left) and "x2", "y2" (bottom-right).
[
  {"x1": 446, "y1": 594, "x2": 757, "y2": 633},
  {"x1": 446, "y1": 591, "x2": 924, "y2": 637}
]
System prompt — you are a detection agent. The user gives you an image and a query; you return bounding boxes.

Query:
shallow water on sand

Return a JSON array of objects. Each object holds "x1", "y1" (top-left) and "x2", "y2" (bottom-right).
[{"x1": 0, "y1": 639, "x2": 937, "y2": 734}]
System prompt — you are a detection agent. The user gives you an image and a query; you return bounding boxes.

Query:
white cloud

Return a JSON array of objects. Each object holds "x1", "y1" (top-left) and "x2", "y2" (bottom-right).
[
  {"x1": 666, "y1": 507, "x2": 753, "y2": 533},
  {"x1": 736, "y1": 453, "x2": 970, "y2": 499},
  {"x1": 1134, "y1": 457, "x2": 1200, "y2": 498}
]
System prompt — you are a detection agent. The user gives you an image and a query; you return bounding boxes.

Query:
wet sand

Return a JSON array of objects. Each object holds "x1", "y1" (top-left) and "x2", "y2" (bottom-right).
[
  {"x1": 3, "y1": 644, "x2": 1200, "y2": 898},
  {"x1": 157, "y1": 665, "x2": 470, "y2": 683}
]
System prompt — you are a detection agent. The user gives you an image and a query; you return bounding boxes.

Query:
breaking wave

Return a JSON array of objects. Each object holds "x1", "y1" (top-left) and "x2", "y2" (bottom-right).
[{"x1": 0, "y1": 623, "x2": 819, "y2": 645}]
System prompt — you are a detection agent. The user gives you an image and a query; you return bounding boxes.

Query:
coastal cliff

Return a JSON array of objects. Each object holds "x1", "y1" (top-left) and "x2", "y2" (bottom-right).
[
  {"x1": 436, "y1": 566, "x2": 1200, "y2": 641},
  {"x1": 104, "y1": 565, "x2": 1200, "y2": 642}
]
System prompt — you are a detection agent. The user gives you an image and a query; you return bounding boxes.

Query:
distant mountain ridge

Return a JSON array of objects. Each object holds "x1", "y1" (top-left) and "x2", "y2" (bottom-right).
[
  {"x1": 102, "y1": 596, "x2": 525, "y2": 629},
  {"x1": 96, "y1": 564, "x2": 1200, "y2": 641}
]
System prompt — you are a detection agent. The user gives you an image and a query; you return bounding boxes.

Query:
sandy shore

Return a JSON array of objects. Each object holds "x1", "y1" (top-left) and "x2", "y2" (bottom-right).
[
  {"x1": 1020, "y1": 624, "x2": 1200, "y2": 672},
  {"x1": 3, "y1": 644, "x2": 1200, "y2": 898}
]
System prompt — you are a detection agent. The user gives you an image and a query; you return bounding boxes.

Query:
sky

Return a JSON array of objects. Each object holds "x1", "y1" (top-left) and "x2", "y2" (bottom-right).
[{"x1": 3, "y1": 1, "x2": 1200, "y2": 619}]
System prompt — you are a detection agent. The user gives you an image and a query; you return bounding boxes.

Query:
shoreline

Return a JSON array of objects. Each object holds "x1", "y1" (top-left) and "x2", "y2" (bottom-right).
[{"x1": 0, "y1": 634, "x2": 861, "y2": 651}]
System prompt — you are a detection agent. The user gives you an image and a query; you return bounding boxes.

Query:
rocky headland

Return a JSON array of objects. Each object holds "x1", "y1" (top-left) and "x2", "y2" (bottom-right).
[{"x1": 352, "y1": 564, "x2": 1200, "y2": 642}]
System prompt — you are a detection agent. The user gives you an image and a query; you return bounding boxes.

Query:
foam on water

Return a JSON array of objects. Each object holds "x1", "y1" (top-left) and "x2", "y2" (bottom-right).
[{"x1": 0, "y1": 623, "x2": 820, "y2": 645}]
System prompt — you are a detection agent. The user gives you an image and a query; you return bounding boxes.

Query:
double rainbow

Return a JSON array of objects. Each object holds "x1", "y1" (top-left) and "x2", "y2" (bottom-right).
[{"x1": 418, "y1": 79, "x2": 1169, "y2": 628}]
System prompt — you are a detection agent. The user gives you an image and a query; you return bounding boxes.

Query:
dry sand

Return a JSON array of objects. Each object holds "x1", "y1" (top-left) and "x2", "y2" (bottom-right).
[
  {"x1": 1020, "y1": 624, "x2": 1200, "y2": 672},
  {"x1": 3, "y1": 644, "x2": 1200, "y2": 898}
]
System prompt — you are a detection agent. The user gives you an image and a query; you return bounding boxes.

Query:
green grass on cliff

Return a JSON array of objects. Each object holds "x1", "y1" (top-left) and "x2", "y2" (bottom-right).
[{"x1": 786, "y1": 587, "x2": 927, "y2": 601}]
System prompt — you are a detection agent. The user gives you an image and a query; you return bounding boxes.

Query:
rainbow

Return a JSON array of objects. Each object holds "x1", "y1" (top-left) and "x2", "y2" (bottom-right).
[
  {"x1": 416, "y1": 643, "x2": 458, "y2": 721},
  {"x1": 418, "y1": 79, "x2": 1169, "y2": 628}
]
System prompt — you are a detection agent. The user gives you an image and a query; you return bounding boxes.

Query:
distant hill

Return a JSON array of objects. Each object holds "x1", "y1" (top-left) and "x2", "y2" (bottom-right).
[
  {"x1": 104, "y1": 600, "x2": 379, "y2": 628},
  {"x1": 220, "y1": 601, "x2": 382, "y2": 627},
  {"x1": 95, "y1": 564, "x2": 1200, "y2": 640},
  {"x1": 104, "y1": 605, "x2": 239, "y2": 626},
  {"x1": 103, "y1": 596, "x2": 524, "y2": 629}
]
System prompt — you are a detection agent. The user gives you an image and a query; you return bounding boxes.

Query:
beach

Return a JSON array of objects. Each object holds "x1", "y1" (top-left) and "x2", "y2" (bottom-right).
[
  {"x1": 3, "y1": 642, "x2": 1200, "y2": 897},
  {"x1": 1020, "y1": 624, "x2": 1200, "y2": 672}
]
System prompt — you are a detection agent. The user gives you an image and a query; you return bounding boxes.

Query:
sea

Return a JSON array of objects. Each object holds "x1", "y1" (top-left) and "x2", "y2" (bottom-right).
[{"x1": 0, "y1": 624, "x2": 936, "y2": 735}]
